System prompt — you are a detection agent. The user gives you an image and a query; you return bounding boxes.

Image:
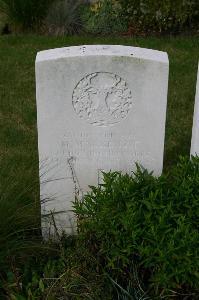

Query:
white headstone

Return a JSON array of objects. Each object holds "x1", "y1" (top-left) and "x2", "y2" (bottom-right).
[
  {"x1": 36, "y1": 45, "x2": 169, "y2": 237},
  {"x1": 191, "y1": 63, "x2": 199, "y2": 156}
]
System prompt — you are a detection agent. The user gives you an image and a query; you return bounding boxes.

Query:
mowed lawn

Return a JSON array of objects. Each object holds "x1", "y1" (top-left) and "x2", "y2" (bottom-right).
[{"x1": 0, "y1": 35, "x2": 199, "y2": 201}]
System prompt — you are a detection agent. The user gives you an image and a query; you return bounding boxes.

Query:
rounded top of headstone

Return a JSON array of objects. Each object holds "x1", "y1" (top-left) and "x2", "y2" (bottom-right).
[{"x1": 36, "y1": 45, "x2": 168, "y2": 64}]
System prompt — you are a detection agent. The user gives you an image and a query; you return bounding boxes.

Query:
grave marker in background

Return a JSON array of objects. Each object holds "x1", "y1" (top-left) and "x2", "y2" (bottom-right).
[
  {"x1": 191, "y1": 63, "x2": 199, "y2": 156},
  {"x1": 35, "y1": 45, "x2": 169, "y2": 237}
]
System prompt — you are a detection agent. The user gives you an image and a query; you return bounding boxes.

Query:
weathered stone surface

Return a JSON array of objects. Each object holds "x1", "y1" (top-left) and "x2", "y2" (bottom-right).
[
  {"x1": 191, "y1": 63, "x2": 199, "y2": 156},
  {"x1": 35, "y1": 45, "x2": 169, "y2": 237}
]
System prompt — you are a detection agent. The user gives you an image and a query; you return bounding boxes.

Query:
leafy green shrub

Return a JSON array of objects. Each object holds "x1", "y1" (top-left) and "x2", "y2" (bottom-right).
[
  {"x1": 44, "y1": 0, "x2": 84, "y2": 36},
  {"x1": 0, "y1": 0, "x2": 53, "y2": 31},
  {"x1": 1, "y1": 156, "x2": 199, "y2": 299},
  {"x1": 74, "y1": 156, "x2": 199, "y2": 298},
  {"x1": 118, "y1": 0, "x2": 199, "y2": 33},
  {"x1": 82, "y1": 0, "x2": 128, "y2": 35}
]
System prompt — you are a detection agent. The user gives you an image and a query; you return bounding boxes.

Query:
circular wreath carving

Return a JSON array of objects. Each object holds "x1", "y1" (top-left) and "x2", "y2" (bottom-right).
[{"x1": 72, "y1": 72, "x2": 133, "y2": 126}]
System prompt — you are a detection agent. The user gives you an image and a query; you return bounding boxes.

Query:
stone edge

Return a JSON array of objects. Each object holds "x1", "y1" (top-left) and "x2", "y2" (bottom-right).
[{"x1": 36, "y1": 45, "x2": 169, "y2": 65}]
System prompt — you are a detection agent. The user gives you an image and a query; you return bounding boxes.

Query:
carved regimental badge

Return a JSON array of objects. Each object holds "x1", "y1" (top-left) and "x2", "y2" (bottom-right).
[{"x1": 72, "y1": 72, "x2": 133, "y2": 126}]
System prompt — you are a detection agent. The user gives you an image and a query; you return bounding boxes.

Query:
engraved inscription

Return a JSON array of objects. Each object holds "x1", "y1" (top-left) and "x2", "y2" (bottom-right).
[
  {"x1": 72, "y1": 72, "x2": 133, "y2": 126},
  {"x1": 62, "y1": 131, "x2": 156, "y2": 173}
]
